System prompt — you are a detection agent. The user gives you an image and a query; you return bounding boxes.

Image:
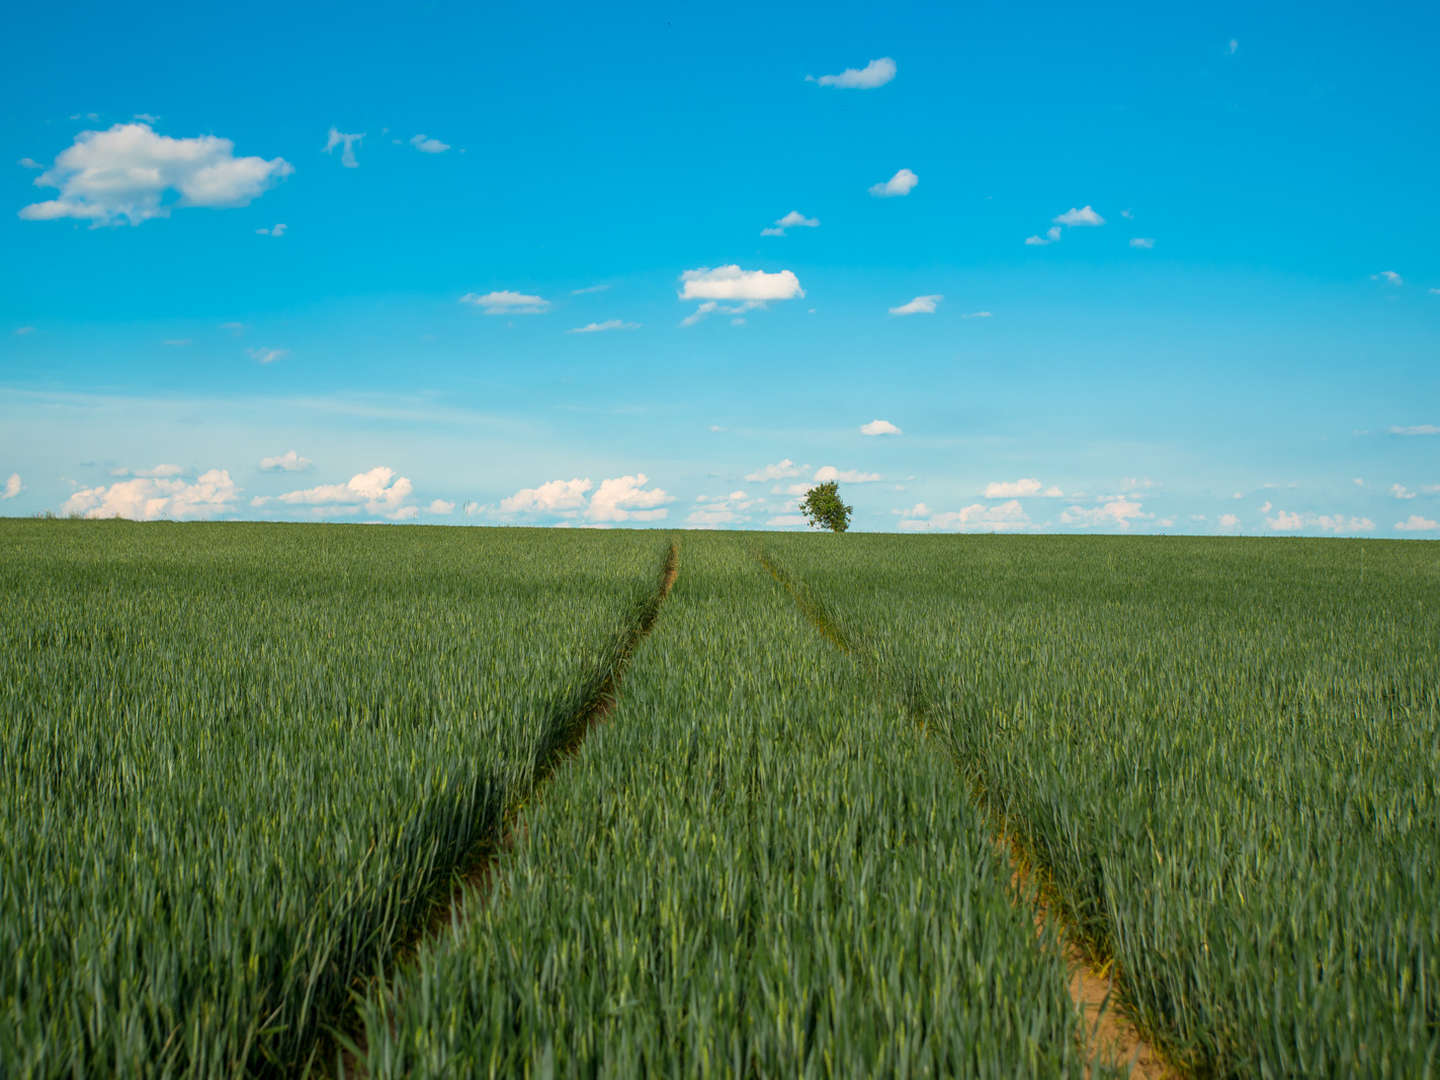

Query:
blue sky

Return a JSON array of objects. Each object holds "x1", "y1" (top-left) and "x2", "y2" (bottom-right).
[{"x1": 3, "y1": 0, "x2": 1438, "y2": 534}]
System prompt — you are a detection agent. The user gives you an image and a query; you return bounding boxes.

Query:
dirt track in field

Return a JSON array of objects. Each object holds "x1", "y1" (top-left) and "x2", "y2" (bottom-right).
[
  {"x1": 756, "y1": 546, "x2": 1173, "y2": 1080},
  {"x1": 330, "y1": 540, "x2": 680, "y2": 1078}
]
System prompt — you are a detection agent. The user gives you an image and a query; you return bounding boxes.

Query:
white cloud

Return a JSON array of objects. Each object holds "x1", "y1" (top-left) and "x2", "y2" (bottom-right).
[
  {"x1": 110, "y1": 464, "x2": 184, "y2": 478},
  {"x1": 1389, "y1": 424, "x2": 1439, "y2": 435},
  {"x1": 15, "y1": 326, "x2": 36, "y2": 335},
  {"x1": 1060, "y1": 497, "x2": 1150, "y2": 529},
  {"x1": 571, "y1": 283, "x2": 610, "y2": 295},
  {"x1": 1260, "y1": 500, "x2": 1273, "y2": 513},
  {"x1": 869, "y1": 168, "x2": 918, "y2": 198},
  {"x1": 685, "y1": 489, "x2": 759, "y2": 528},
  {"x1": 961, "y1": 311, "x2": 992, "y2": 319},
  {"x1": 889, "y1": 294, "x2": 941, "y2": 316},
  {"x1": 17, "y1": 157, "x2": 42, "y2": 169},
  {"x1": 1120, "y1": 208, "x2": 1135, "y2": 219},
  {"x1": 763, "y1": 209, "x2": 820, "y2": 236},
  {"x1": 256, "y1": 223, "x2": 287, "y2": 237},
  {"x1": 745, "y1": 459, "x2": 802, "y2": 482},
  {"x1": 62, "y1": 469, "x2": 239, "y2": 520},
  {"x1": 679, "y1": 266, "x2": 803, "y2": 324},
  {"x1": 1228, "y1": 38, "x2": 1239, "y2": 54},
  {"x1": 323, "y1": 127, "x2": 364, "y2": 168},
  {"x1": 20, "y1": 123, "x2": 293, "y2": 226},
  {"x1": 1430, "y1": 288, "x2": 1440, "y2": 296},
  {"x1": 1130, "y1": 237, "x2": 1155, "y2": 249},
  {"x1": 567, "y1": 319, "x2": 640, "y2": 333},
  {"x1": 1025, "y1": 226, "x2": 1063, "y2": 246},
  {"x1": 1218, "y1": 513, "x2": 1240, "y2": 529},
  {"x1": 1122, "y1": 476, "x2": 1158, "y2": 491},
  {"x1": 814, "y1": 465, "x2": 881, "y2": 483},
  {"x1": 586, "y1": 474, "x2": 672, "y2": 522},
  {"x1": 427, "y1": 498, "x2": 455, "y2": 514},
  {"x1": 460, "y1": 290, "x2": 551, "y2": 314},
  {"x1": 1391, "y1": 483, "x2": 1416, "y2": 500},
  {"x1": 773, "y1": 482, "x2": 811, "y2": 496},
  {"x1": 900, "y1": 499, "x2": 1030, "y2": 532},
  {"x1": 162, "y1": 338, "x2": 192, "y2": 346},
  {"x1": 500, "y1": 477, "x2": 592, "y2": 514},
  {"x1": 679, "y1": 265, "x2": 803, "y2": 302},
  {"x1": 1371, "y1": 270, "x2": 1403, "y2": 285},
  {"x1": 1267, "y1": 509, "x2": 1375, "y2": 534},
  {"x1": 248, "y1": 347, "x2": 288, "y2": 364},
  {"x1": 220, "y1": 321, "x2": 244, "y2": 333},
  {"x1": 767, "y1": 514, "x2": 809, "y2": 528},
  {"x1": 1053, "y1": 206, "x2": 1104, "y2": 226},
  {"x1": 807, "y1": 56, "x2": 896, "y2": 89},
  {"x1": 262, "y1": 466, "x2": 413, "y2": 517},
  {"x1": 860, "y1": 419, "x2": 901, "y2": 436},
  {"x1": 985, "y1": 477, "x2": 1064, "y2": 498},
  {"x1": 410, "y1": 134, "x2": 450, "y2": 154},
  {"x1": 1396, "y1": 514, "x2": 1439, "y2": 532},
  {"x1": 2, "y1": 473, "x2": 22, "y2": 499},
  {"x1": 260, "y1": 450, "x2": 312, "y2": 472}
]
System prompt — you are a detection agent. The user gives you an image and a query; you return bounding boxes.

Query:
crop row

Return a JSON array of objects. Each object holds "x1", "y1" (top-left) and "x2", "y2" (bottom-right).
[
  {"x1": 0, "y1": 520, "x2": 671, "y2": 1077},
  {"x1": 352, "y1": 533, "x2": 1093, "y2": 1078},
  {"x1": 763, "y1": 532, "x2": 1440, "y2": 1077}
]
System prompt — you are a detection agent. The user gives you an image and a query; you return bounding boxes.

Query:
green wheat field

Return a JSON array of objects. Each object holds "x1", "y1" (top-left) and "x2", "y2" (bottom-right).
[{"x1": 2, "y1": 520, "x2": 1437, "y2": 1078}]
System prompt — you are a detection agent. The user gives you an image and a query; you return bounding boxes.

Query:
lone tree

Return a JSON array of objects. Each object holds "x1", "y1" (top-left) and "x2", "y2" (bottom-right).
[{"x1": 800, "y1": 481, "x2": 853, "y2": 533}]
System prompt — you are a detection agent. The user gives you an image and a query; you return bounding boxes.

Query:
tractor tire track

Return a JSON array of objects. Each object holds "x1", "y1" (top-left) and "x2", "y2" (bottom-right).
[
  {"x1": 328, "y1": 539, "x2": 679, "y2": 1077},
  {"x1": 755, "y1": 545, "x2": 1172, "y2": 1079}
]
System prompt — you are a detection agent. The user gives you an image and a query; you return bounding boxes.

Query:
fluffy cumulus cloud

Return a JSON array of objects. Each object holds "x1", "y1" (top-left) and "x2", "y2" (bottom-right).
[
  {"x1": 899, "y1": 500, "x2": 1030, "y2": 532},
  {"x1": 1025, "y1": 226, "x2": 1063, "y2": 246},
  {"x1": 807, "y1": 56, "x2": 897, "y2": 89},
  {"x1": 1060, "y1": 496, "x2": 1150, "y2": 529},
  {"x1": 20, "y1": 123, "x2": 293, "y2": 226},
  {"x1": 494, "y1": 474, "x2": 671, "y2": 523},
  {"x1": 259, "y1": 450, "x2": 312, "y2": 472},
  {"x1": 257, "y1": 466, "x2": 414, "y2": 518},
  {"x1": 499, "y1": 477, "x2": 592, "y2": 514},
  {"x1": 1265, "y1": 509, "x2": 1375, "y2": 534},
  {"x1": 686, "y1": 489, "x2": 760, "y2": 528},
  {"x1": 679, "y1": 265, "x2": 803, "y2": 324},
  {"x1": 567, "y1": 319, "x2": 640, "y2": 333},
  {"x1": 814, "y1": 465, "x2": 881, "y2": 483},
  {"x1": 2, "y1": 473, "x2": 22, "y2": 499},
  {"x1": 745, "y1": 459, "x2": 803, "y2": 482},
  {"x1": 62, "y1": 469, "x2": 239, "y2": 520},
  {"x1": 323, "y1": 127, "x2": 363, "y2": 167},
  {"x1": 1053, "y1": 205, "x2": 1105, "y2": 226},
  {"x1": 889, "y1": 294, "x2": 941, "y2": 316},
  {"x1": 1218, "y1": 513, "x2": 1240, "y2": 529},
  {"x1": 1396, "y1": 514, "x2": 1439, "y2": 532},
  {"x1": 427, "y1": 499, "x2": 455, "y2": 514},
  {"x1": 869, "y1": 168, "x2": 918, "y2": 198},
  {"x1": 984, "y1": 477, "x2": 1063, "y2": 498},
  {"x1": 460, "y1": 290, "x2": 550, "y2": 314},
  {"x1": 761, "y1": 210, "x2": 820, "y2": 236},
  {"x1": 860, "y1": 419, "x2": 901, "y2": 436},
  {"x1": 1391, "y1": 483, "x2": 1416, "y2": 499},
  {"x1": 410, "y1": 134, "x2": 450, "y2": 154}
]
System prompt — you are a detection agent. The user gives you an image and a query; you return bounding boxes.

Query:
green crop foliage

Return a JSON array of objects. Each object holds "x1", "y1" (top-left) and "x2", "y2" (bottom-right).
[
  {"x1": 0, "y1": 520, "x2": 670, "y2": 1077},
  {"x1": 355, "y1": 533, "x2": 1089, "y2": 1079},
  {"x1": 763, "y1": 533, "x2": 1440, "y2": 1077}
]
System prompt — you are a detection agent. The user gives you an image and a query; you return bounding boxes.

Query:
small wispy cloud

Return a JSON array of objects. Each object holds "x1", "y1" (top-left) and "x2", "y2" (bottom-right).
[
  {"x1": 571, "y1": 283, "x2": 610, "y2": 295},
  {"x1": 762, "y1": 210, "x2": 820, "y2": 236},
  {"x1": 410, "y1": 134, "x2": 450, "y2": 154},
  {"x1": 323, "y1": 127, "x2": 364, "y2": 168},
  {"x1": 567, "y1": 319, "x2": 640, "y2": 333},
  {"x1": 460, "y1": 290, "x2": 551, "y2": 314},
  {"x1": 1372, "y1": 270, "x2": 1403, "y2": 285},
  {"x1": 806, "y1": 57, "x2": 896, "y2": 89},
  {"x1": 17, "y1": 157, "x2": 42, "y2": 169},
  {"x1": 1390, "y1": 424, "x2": 1439, "y2": 435},
  {"x1": 1025, "y1": 226, "x2": 1062, "y2": 246},
  {"x1": 1129, "y1": 237, "x2": 1155, "y2": 249},
  {"x1": 248, "y1": 347, "x2": 288, "y2": 364},
  {"x1": 961, "y1": 310, "x2": 992, "y2": 319},
  {"x1": 1227, "y1": 38, "x2": 1239, "y2": 55},
  {"x1": 1053, "y1": 205, "x2": 1104, "y2": 226},
  {"x1": 162, "y1": 338, "x2": 192, "y2": 346},
  {"x1": 869, "y1": 168, "x2": 918, "y2": 198},
  {"x1": 889, "y1": 294, "x2": 941, "y2": 316},
  {"x1": 256, "y1": 223, "x2": 287, "y2": 237},
  {"x1": 15, "y1": 326, "x2": 36, "y2": 335}
]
